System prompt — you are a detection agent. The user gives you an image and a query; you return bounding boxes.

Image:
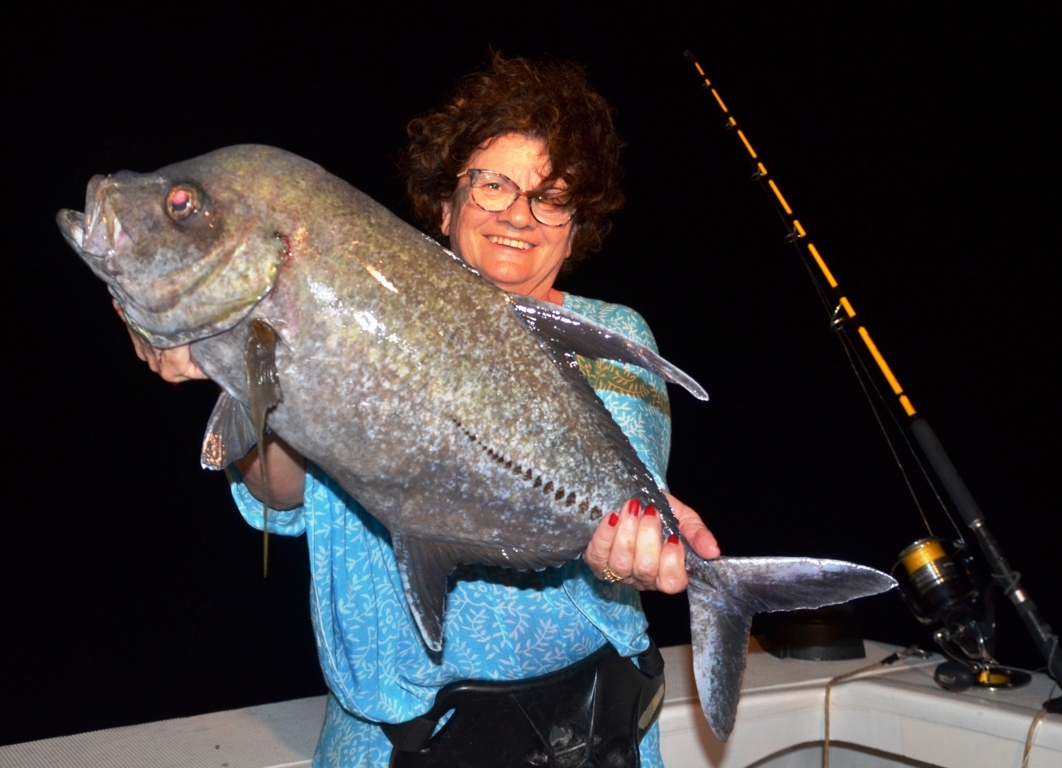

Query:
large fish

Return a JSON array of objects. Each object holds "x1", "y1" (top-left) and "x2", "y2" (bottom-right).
[{"x1": 57, "y1": 145, "x2": 895, "y2": 740}]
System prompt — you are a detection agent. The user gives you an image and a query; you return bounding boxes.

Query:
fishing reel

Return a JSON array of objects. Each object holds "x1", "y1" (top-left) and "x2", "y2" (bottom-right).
[{"x1": 894, "y1": 538, "x2": 1030, "y2": 691}]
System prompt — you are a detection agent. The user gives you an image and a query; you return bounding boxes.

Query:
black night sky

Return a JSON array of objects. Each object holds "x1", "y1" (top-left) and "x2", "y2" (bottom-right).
[{"x1": 4, "y1": 6, "x2": 1057, "y2": 746}]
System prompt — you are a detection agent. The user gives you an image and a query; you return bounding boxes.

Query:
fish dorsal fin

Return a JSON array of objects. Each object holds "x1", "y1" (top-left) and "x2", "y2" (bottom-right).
[
  {"x1": 505, "y1": 293, "x2": 672, "y2": 527},
  {"x1": 507, "y1": 293, "x2": 709, "y2": 401},
  {"x1": 392, "y1": 534, "x2": 579, "y2": 653},
  {"x1": 246, "y1": 320, "x2": 282, "y2": 577},
  {"x1": 201, "y1": 392, "x2": 258, "y2": 470}
]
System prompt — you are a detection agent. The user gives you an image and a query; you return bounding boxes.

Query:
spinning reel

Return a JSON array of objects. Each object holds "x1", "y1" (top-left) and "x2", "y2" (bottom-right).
[{"x1": 895, "y1": 538, "x2": 1030, "y2": 691}]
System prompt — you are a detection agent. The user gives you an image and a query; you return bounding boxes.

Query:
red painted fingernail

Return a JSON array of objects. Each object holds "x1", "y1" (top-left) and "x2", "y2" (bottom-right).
[
  {"x1": 628, "y1": 499, "x2": 642, "y2": 516},
  {"x1": 667, "y1": 534, "x2": 680, "y2": 545},
  {"x1": 645, "y1": 505, "x2": 657, "y2": 517},
  {"x1": 607, "y1": 512, "x2": 620, "y2": 527}
]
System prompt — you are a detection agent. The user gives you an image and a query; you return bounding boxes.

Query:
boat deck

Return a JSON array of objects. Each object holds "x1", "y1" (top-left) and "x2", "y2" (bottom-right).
[{"x1": 4, "y1": 640, "x2": 1058, "y2": 767}]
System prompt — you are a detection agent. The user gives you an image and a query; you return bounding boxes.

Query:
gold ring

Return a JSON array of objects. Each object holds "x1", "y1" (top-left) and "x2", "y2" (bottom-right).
[{"x1": 602, "y1": 565, "x2": 624, "y2": 583}]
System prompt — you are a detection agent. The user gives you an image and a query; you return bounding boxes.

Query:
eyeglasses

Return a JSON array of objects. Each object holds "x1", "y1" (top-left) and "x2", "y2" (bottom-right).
[{"x1": 456, "y1": 169, "x2": 574, "y2": 227}]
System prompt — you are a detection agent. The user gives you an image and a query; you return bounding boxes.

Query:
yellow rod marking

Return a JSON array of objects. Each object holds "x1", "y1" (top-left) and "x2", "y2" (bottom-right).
[
  {"x1": 737, "y1": 130, "x2": 757, "y2": 158},
  {"x1": 858, "y1": 326, "x2": 904, "y2": 395},
  {"x1": 692, "y1": 59, "x2": 920, "y2": 421},
  {"x1": 806, "y1": 243, "x2": 838, "y2": 287},
  {"x1": 767, "y1": 179, "x2": 793, "y2": 214}
]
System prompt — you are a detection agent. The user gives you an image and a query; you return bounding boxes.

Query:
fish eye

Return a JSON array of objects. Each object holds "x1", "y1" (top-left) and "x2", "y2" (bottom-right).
[{"x1": 166, "y1": 184, "x2": 205, "y2": 222}]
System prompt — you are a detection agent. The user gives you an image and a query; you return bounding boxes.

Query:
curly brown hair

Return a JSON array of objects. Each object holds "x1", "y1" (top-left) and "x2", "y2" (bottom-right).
[{"x1": 402, "y1": 54, "x2": 624, "y2": 271}]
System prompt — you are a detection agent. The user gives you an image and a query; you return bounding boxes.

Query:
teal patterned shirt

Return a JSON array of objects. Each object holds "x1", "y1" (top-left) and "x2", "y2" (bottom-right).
[{"x1": 229, "y1": 293, "x2": 672, "y2": 767}]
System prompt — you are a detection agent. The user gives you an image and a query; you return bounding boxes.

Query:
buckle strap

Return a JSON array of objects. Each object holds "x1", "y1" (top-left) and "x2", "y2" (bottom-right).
[{"x1": 384, "y1": 641, "x2": 665, "y2": 767}]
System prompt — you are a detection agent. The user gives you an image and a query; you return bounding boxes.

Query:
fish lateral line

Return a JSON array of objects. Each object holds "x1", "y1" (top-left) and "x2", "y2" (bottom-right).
[{"x1": 447, "y1": 415, "x2": 602, "y2": 519}]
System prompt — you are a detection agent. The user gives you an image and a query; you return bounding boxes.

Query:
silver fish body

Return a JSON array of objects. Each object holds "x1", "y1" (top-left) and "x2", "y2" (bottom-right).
[{"x1": 58, "y1": 145, "x2": 895, "y2": 739}]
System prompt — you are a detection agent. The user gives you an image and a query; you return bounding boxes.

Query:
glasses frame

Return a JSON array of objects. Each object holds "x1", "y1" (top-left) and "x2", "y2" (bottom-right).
[{"x1": 456, "y1": 169, "x2": 574, "y2": 227}]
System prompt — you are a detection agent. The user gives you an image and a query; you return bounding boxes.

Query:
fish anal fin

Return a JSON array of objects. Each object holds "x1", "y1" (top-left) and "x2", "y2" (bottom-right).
[
  {"x1": 392, "y1": 534, "x2": 459, "y2": 653},
  {"x1": 201, "y1": 392, "x2": 257, "y2": 470},
  {"x1": 392, "y1": 534, "x2": 580, "y2": 652}
]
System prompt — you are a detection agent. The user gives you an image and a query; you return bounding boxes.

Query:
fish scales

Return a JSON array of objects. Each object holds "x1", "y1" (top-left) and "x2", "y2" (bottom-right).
[
  {"x1": 58, "y1": 145, "x2": 896, "y2": 740},
  {"x1": 258, "y1": 219, "x2": 642, "y2": 547}
]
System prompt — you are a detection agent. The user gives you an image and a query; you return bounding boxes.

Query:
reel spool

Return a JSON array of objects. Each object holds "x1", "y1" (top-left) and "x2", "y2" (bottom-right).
[{"x1": 894, "y1": 538, "x2": 1030, "y2": 691}]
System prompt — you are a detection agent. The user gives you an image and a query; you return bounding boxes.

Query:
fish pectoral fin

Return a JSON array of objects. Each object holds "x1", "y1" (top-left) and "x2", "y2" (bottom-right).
[
  {"x1": 685, "y1": 555, "x2": 896, "y2": 741},
  {"x1": 245, "y1": 319, "x2": 282, "y2": 578},
  {"x1": 246, "y1": 319, "x2": 282, "y2": 425},
  {"x1": 507, "y1": 293, "x2": 708, "y2": 401},
  {"x1": 201, "y1": 392, "x2": 257, "y2": 470}
]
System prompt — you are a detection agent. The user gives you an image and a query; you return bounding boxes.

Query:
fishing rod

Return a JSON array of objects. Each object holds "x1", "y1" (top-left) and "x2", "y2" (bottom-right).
[{"x1": 682, "y1": 50, "x2": 1060, "y2": 687}]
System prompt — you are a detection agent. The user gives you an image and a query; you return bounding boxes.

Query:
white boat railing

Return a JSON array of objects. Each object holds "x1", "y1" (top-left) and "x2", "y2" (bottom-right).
[{"x1": 3, "y1": 640, "x2": 1059, "y2": 768}]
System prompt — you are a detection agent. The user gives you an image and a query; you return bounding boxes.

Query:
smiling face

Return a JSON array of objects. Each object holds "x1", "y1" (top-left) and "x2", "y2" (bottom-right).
[{"x1": 441, "y1": 133, "x2": 574, "y2": 302}]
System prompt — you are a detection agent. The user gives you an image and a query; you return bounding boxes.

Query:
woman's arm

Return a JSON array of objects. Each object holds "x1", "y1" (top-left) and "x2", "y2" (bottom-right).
[
  {"x1": 116, "y1": 301, "x2": 308, "y2": 508},
  {"x1": 232, "y1": 434, "x2": 308, "y2": 510}
]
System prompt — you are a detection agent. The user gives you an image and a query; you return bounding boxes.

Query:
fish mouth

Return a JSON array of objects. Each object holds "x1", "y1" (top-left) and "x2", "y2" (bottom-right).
[
  {"x1": 58, "y1": 171, "x2": 285, "y2": 349},
  {"x1": 56, "y1": 208, "x2": 85, "y2": 249},
  {"x1": 57, "y1": 208, "x2": 130, "y2": 260},
  {"x1": 57, "y1": 174, "x2": 134, "y2": 280}
]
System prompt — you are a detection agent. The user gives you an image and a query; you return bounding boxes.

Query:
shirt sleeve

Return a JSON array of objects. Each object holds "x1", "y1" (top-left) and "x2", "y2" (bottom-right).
[
  {"x1": 226, "y1": 464, "x2": 309, "y2": 536},
  {"x1": 566, "y1": 297, "x2": 672, "y2": 490}
]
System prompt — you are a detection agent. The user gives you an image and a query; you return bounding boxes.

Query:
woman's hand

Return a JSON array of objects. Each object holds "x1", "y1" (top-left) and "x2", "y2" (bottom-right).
[
  {"x1": 113, "y1": 300, "x2": 207, "y2": 383},
  {"x1": 583, "y1": 491, "x2": 720, "y2": 593},
  {"x1": 113, "y1": 300, "x2": 306, "y2": 507}
]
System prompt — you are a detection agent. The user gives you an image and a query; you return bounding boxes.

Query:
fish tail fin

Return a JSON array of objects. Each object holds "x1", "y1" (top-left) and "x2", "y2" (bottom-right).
[{"x1": 686, "y1": 555, "x2": 896, "y2": 741}]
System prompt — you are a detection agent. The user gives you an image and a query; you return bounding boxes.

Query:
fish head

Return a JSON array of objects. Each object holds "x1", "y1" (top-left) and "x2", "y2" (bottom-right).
[{"x1": 57, "y1": 147, "x2": 290, "y2": 348}]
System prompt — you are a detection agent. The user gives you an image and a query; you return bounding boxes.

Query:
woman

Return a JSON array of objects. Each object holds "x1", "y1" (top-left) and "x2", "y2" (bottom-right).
[{"x1": 126, "y1": 56, "x2": 718, "y2": 767}]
